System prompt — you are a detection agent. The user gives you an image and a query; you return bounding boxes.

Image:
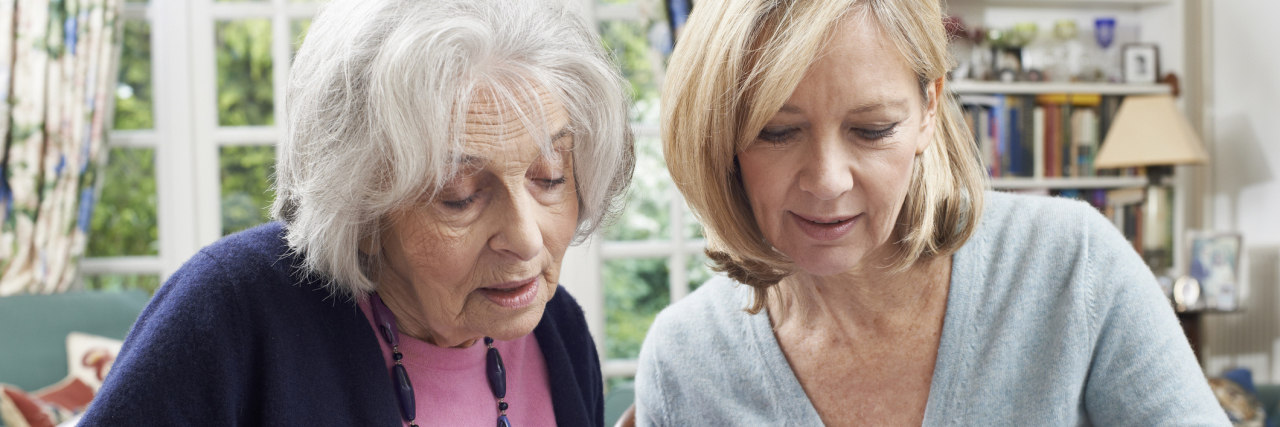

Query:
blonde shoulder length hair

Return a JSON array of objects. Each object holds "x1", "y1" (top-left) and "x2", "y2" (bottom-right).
[{"x1": 663, "y1": 0, "x2": 987, "y2": 313}]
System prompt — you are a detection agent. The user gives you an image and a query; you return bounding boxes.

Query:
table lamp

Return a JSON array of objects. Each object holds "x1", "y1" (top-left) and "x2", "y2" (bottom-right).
[
  {"x1": 1094, "y1": 94, "x2": 1209, "y2": 309},
  {"x1": 1094, "y1": 94, "x2": 1208, "y2": 169}
]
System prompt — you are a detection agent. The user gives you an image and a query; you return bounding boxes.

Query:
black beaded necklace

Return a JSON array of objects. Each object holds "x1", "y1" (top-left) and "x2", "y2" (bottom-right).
[{"x1": 370, "y1": 293, "x2": 512, "y2": 427}]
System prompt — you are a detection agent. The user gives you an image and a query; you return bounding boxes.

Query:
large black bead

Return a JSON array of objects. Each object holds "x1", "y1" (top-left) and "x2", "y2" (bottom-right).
[
  {"x1": 499, "y1": 401, "x2": 508, "y2": 411},
  {"x1": 497, "y1": 414, "x2": 512, "y2": 427},
  {"x1": 486, "y1": 347, "x2": 507, "y2": 398},
  {"x1": 392, "y1": 364, "x2": 416, "y2": 421}
]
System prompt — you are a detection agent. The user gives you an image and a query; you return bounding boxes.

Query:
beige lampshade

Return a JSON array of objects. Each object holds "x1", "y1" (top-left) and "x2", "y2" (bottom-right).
[{"x1": 1095, "y1": 94, "x2": 1209, "y2": 169}]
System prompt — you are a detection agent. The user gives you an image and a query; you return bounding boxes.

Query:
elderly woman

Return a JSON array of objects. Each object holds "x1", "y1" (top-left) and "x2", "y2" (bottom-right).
[
  {"x1": 635, "y1": 0, "x2": 1227, "y2": 425},
  {"x1": 80, "y1": 0, "x2": 631, "y2": 425}
]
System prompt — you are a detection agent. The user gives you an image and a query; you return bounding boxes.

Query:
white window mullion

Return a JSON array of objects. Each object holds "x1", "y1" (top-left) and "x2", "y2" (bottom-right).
[
  {"x1": 558, "y1": 239, "x2": 605, "y2": 365},
  {"x1": 208, "y1": 3, "x2": 275, "y2": 20},
  {"x1": 668, "y1": 188, "x2": 689, "y2": 303},
  {"x1": 81, "y1": 257, "x2": 164, "y2": 275},
  {"x1": 282, "y1": 2, "x2": 321, "y2": 20},
  {"x1": 191, "y1": 0, "x2": 223, "y2": 248},
  {"x1": 106, "y1": 130, "x2": 158, "y2": 148},
  {"x1": 152, "y1": 0, "x2": 201, "y2": 280},
  {"x1": 271, "y1": 0, "x2": 289, "y2": 139},
  {"x1": 213, "y1": 126, "x2": 279, "y2": 146}
]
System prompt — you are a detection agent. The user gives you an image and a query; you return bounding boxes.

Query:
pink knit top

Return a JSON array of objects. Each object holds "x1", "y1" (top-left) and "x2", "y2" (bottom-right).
[{"x1": 358, "y1": 299, "x2": 557, "y2": 426}]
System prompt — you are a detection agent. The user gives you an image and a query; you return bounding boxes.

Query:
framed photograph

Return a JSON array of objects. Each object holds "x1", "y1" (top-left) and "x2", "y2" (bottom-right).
[
  {"x1": 1122, "y1": 43, "x2": 1160, "y2": 84},
  {"x1": 1188, "y1": 231, "x2": 1243, "y2": 311}
]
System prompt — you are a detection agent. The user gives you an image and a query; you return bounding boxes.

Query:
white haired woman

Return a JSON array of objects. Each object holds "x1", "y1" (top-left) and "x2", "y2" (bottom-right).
[
  {"x1": 634, "y1": 0, "x2": 1227, "y2": 425},
  {"x1": 80, "y1": 0, "x2": 631, "y2": 425}
]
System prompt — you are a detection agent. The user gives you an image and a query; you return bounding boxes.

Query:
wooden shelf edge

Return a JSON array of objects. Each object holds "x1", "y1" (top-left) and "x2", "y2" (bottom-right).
[
  {"x1": 989, "y1": 176, "x2": 1148, "y2": 190},
  {"x1": 950, "y1": 81, "x2": 1172, "y2": 96}
]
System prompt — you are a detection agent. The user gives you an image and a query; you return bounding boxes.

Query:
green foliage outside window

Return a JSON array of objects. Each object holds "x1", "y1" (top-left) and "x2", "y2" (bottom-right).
[
  {"x1": 604, "y1": 257, "x2": 670, "y2": 359},
  {"x1": 605, "y1": 138, "x2": 670, "y2": 241},
  {"x1": 599, "y1": 38, "x2": 674, "y2": 357},
  {"x1": 84, "y1": 274, "x2": 161, "y2": 294},
  {"x1": 89, "y1": 148, "x2": 158, "y2": 257},
  {"x1": 600, "y1": 19, "x2": 662, "y2": 124},
  {"x1": 90, "y1": 16, "x2": 159, "y2": 259},
  {"x1": 216, "y1": 20, "x2": 274, "y2": 127},
  {"x1": 216, "y1": 19, "x2": 284, "y2": 235},
  {"x1": 114, "y1": 20, "x2": 152, "y2": 130},
  {"x1": 220, "y1": 146, "x2": 276, "y2": 236}
]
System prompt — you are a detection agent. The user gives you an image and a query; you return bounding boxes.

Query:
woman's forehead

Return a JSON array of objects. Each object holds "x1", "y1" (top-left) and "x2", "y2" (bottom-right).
[
  {"x1": 463, "y1": 85, "x2": 567, "y2": 135},
  {"x1": 458, "y1": 99, "x2": 572, "y2": 167},
  {"x1": 783, "y1": 12, "x2": 919, "y2": 115}
]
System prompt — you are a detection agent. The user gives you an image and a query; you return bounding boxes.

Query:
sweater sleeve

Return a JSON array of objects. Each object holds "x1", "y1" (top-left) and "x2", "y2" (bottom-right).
[
  {"x1": 79, "y1": 251, "x2": 254, "y2": 426},
  {"x1": 1080, "y1": 209, "x2": 1229, "y2": 425}
]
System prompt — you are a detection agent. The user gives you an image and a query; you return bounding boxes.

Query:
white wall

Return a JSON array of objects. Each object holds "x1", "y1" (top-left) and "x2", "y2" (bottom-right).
[
  {"x1": 1211, "y1": 0, "x2": 1280, "y2": 242},
  {"x1": 1201, "y1": 0, "x2": 1280, "y2": 383}
]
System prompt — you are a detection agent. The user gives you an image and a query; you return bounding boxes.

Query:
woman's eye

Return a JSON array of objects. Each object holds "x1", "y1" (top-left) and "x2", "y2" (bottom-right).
[
  {"x1": 757, "y1": 127, "x2": 800, "y2": 145},
  {"x1": 853, "y1": 122, "x2": 900, "y2": 141},
  {"x1": 441, "y1": 193, "x2": 479, "y2": 209},
  {"x1": 536, "y1": 176, "x2": 567, "y2": 190}
]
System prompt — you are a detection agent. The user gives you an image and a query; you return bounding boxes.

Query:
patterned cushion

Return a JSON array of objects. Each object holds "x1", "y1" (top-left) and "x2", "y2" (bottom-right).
[
  {"x1": 0, "y1": 332, "x2": 125, "y2": 427},
  {"x1": 0, "y1": 384, "x2": 74, "y2": 427},
  {"x1": 62, "y1": 332, "x2": 123, "y2": 393}
]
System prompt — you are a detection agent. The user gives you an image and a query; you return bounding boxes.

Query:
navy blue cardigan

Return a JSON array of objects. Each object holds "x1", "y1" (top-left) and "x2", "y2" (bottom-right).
[{"x1": 80, "y1": 222, "x2": 603, "y2": 426}]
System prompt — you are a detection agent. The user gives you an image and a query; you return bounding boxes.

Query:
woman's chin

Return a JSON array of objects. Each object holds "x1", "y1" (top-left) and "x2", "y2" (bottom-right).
[
  {"x1": 480, "y1": 307, "x2": 546, "y2": 341},
  {"x1": 783, "y1": 247, "x2": 866, "y2": 278},
  {"x1": 469, "y1": 283, "x2": 554, "y2": 341}
]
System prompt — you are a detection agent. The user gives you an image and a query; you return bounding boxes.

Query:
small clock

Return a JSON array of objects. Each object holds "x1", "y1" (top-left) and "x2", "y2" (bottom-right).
[{"x1": 1173, "y1": 275, "x2": 1201, "y2": 312}]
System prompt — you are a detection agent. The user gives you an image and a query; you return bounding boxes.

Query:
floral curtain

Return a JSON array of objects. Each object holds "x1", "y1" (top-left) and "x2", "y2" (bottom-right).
[{"x1": 0, "y1": 0, "x2": 124, "y2": 295}]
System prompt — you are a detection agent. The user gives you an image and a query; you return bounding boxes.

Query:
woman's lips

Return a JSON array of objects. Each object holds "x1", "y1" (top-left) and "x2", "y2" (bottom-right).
[
  {"x1": 790, "y1": 212, "x2": 860, "y2": 241},
  {"x1": 477, "y1": 277, "x2": 540, "y2": 309}
]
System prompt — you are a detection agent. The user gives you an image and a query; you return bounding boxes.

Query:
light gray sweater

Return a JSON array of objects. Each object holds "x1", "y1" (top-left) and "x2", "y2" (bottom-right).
[{"x1": 635, "y1": 192, "x2": 1228, "y2": 426}]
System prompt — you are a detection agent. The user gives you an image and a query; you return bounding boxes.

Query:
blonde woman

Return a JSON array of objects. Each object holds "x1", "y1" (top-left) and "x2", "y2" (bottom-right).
[{"x1": 634, "y1": 0, "x2": 1227, "y2": 425}]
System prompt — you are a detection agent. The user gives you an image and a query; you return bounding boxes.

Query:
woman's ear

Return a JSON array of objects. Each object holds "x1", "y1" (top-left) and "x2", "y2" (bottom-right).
[{"x1": 915, "y1": 77, "x2": 944, "y2": 155}]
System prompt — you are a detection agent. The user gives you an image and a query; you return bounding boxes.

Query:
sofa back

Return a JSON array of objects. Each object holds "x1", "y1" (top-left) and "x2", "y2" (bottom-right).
[{"x1": 0, "y1": 291, "x2": 150, "y2": 391}]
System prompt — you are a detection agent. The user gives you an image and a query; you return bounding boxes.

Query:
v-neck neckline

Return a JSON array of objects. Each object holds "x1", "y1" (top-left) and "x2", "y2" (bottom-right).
[{"x1": 746, "y1": 250, "x2": 973, "y2": 426}]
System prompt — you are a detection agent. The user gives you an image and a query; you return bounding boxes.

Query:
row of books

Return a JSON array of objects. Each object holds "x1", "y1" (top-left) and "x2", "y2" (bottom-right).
[{"x1": 960, "y1": 94, "x2": 1125, "y2": 179}]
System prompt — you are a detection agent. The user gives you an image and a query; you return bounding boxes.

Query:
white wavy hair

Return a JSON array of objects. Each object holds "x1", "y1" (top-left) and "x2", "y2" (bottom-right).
[{"x1": 273, "y1": 0, "x2": 634, "y2": 297}]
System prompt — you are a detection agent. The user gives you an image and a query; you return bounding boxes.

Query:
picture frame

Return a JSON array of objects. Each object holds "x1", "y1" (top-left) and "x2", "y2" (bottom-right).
[
  {"x1": 1187, "y1": 231, "x2": 1243, "y2": 311},
  {"x1": 1122, "y1": 43, "x2": 1160, "y2": 84}
]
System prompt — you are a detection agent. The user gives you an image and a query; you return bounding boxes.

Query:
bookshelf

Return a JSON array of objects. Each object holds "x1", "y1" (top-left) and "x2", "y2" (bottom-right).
[
  {"x1": 945, "y1": 0, "x2": 1208, "y2": 361},
  {"x1": 956, "y1": 82, "x2": 1170, "y2": 191}
]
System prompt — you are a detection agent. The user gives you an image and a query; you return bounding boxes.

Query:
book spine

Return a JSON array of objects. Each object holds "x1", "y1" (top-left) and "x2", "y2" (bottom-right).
[
  {"x1": 1033, "y1": 106, "x2": 1045, "y2": 179},
  {"x1": 994, "y1": 95, "x2": 1006, "y2": 178},
  {"x1": 1009, "y1": 104, "x2": 1021, "y2": 176}
]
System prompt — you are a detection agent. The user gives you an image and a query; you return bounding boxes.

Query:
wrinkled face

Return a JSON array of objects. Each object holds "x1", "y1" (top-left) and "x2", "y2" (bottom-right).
[
  {"x1": 737, "y1": 14, "x2": 938, "y2": 277},
  {"x1": 377, "y1": 88, "x2": 578, "y2": 346}
]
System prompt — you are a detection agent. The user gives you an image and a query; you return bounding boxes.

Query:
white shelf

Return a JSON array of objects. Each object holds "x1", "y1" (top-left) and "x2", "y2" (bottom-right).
[
  {"x1": 951, "y1": 81, "x2": 1172, "y2": 95},
  {"x1": 990, "y1": 176, "x2": 1148, "y2": 190},
  {"x1": 945, "y1": 0, "x2": 1171, "y2": 8}
]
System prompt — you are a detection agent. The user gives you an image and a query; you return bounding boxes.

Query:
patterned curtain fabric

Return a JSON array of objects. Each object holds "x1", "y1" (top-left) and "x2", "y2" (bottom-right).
[{"x1": 0, "y1": 0, "x2": 124, "y2": 295}]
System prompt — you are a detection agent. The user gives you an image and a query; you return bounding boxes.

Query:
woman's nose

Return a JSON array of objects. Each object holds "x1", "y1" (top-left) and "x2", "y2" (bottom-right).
[
  {"x1": 797, "y1": 137, "x2": 854, "y2": 200},
  {"x1": 489, "y1": 193, "x2": 544, "y2": 262}
]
